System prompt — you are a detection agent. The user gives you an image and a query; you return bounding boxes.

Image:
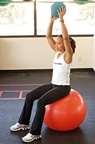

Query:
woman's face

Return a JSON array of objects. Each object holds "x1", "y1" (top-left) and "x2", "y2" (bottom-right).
[{"x1": 55, "y1": 36, "x2": 65, "y2": 52}]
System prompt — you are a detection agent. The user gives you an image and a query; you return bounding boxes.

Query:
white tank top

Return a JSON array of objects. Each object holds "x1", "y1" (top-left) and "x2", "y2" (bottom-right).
[{"x1": 51, "y1": 52, "x2": 70, "y2": 86}]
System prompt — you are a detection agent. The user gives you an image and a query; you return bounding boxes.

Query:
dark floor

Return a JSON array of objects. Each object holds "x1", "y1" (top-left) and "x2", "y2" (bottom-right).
[{"x1": 0, "y1": 69, "x2": 95, "y2": 144}]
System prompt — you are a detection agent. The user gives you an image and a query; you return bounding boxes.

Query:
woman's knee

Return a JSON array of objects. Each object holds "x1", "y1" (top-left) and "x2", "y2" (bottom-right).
[
  {"x1": 37, "y1": 98, "x2": 46, "y2": 108},
  {"x1": 26, "y1": 92, "x2": 33, "y2": 102}
]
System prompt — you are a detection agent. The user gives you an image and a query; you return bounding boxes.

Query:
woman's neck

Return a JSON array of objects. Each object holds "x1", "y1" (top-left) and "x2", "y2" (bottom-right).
[{"x1": 57, "y1": 51, "x2": 64, "y2": 58}]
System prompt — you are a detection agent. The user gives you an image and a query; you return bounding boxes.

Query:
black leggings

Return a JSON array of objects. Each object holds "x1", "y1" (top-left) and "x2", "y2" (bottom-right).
[{"x1": 18, "y1": 83, "x2": 71, "y2": 135}]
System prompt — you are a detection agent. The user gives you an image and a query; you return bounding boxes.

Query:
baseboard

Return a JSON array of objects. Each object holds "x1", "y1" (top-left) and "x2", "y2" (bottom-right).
[
  {"x1": 0, "y1": 68, "x2": 94, "y2": 73},
  {"x1": 71, "y1": 68, "x2": 94, "y2": 72}
]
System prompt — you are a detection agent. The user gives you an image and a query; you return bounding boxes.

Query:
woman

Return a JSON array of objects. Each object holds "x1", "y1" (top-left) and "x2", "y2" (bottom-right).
[{"x1": 10, "y1": 7, "x2": 76, "y2": 143}]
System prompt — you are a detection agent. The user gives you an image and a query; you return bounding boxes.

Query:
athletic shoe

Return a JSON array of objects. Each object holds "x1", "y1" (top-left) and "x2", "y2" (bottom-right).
[
  {"x1": 22, "y1": 133, "x2": 41, "y2": 143},
  {"x1": 10, "y1": 122, "x2": 29, "y2": 132}
]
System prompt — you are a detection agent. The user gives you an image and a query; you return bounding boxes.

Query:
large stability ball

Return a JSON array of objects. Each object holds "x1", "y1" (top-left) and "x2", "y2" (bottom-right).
[
  {"x1": 44, "y1": 89, "x2": 87, "y2": 131},
  {"x1": 51, "y1": 2, "x2": 66, "y2": 18},
  {"x1": 0, "y1": 0, "x2": 11, "y2": 6},
  {"x1": 73, "y1": 0, "x2": 90, "y2": 4}
]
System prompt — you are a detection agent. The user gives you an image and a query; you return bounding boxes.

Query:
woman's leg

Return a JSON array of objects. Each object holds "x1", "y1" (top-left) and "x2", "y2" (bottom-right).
[
  {"x1": 30, "y1": 85, "x2": 71, "y2": 135},
  {"x1": 18, "y1": 83, "x2": 52, "y2": 125}
]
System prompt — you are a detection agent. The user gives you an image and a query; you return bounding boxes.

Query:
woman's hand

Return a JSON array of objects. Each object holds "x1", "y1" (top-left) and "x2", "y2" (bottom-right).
[
  {"x1": 57, "y1": 7, "x2": 66, "y2": 20},
  {"x1": 50, "y1": 15, "x2": 58, "y2": 22}
]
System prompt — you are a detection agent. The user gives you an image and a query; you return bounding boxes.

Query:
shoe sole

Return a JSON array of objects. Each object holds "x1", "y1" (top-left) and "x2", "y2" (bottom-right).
[
  {"x1": 10, "y1": 127, "x2": 29, "y2": 132},
  {"x1": 22, "y1": 135, "x2": 41, "y2": 142}
]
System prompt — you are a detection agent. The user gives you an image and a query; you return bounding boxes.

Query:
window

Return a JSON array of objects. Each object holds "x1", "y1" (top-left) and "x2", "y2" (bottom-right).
[
  {"x1": 0, "y1": 0, "x2": 94, "y2": 36},
  {"x1": 0, "y1": 0, "x2": 34, "y2": 36},
  {"x1": 37, "y1": 1, "x2": 94, "y2": 35}
]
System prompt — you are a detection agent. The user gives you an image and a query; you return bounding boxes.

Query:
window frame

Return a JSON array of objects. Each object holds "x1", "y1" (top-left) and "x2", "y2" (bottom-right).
[{"x1": 0, "y1": 0, "x2": 94, "y2": 38}]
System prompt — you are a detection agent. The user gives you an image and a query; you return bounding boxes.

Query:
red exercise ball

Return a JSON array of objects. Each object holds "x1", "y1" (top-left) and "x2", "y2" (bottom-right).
[{"x1": 44, "y1": 89, "x2": 87, "y2": 131}]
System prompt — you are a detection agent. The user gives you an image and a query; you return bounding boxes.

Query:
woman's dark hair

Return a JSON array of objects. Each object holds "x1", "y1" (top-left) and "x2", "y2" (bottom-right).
[
  {"x1": 58, "y1": 35, "x2": 76, "y2": 53},
  {"x1": 69, "y1": 36, "x2": 76, "y2": 53}
]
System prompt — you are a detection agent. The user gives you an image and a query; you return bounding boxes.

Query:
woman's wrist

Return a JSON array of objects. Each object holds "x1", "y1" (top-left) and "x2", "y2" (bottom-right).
[
  {"x1": 60, "y1": 19, "x2": 64, "y2": 22},
  {"x1": 50, "y1": 20, "x2": 54, "y2": 24}
]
